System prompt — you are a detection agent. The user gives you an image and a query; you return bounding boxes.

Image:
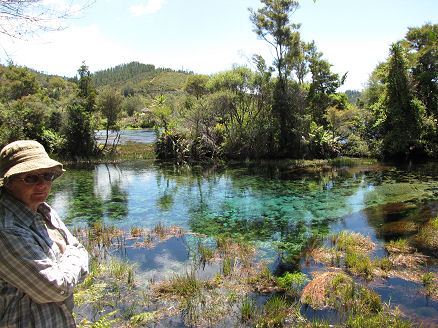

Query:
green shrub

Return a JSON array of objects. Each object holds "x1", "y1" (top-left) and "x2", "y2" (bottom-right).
[{"x1": 277, "y1": 271, "x2": 310, "y2": 298}]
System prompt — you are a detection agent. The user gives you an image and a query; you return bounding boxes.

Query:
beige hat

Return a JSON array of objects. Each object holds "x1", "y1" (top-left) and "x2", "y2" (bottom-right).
[{"x1": 0, "y1": 140, "x2": 65, "y2": 186}]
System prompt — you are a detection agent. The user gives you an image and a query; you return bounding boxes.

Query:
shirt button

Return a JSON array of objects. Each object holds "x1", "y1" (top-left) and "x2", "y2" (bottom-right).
[{"x1": 60, "y1": 290, "x2": 65, "y2": 295}]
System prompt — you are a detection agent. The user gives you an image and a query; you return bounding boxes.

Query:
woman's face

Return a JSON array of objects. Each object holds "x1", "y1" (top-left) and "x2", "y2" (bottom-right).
[{"x1": 5, "y1": 169, "x2": 54, "y2": 211}]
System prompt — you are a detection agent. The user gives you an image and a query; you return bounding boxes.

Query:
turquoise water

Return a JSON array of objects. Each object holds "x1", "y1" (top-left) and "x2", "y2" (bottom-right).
[
  {"x1": 49, "y1": 160, "x2": 438, "y2": 267},
  {"x1": 49, "y1": 160, "x2": 438, "y2": 240},
  {"x1": 49, "y1": 160, "x2": 438, "y2": 246},
  {"x1": 48, "y1": 160, "x2": 438, "y2": 326}
]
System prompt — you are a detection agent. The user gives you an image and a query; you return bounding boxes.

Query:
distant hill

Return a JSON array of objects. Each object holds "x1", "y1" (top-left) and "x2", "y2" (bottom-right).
[
  {"x1": 92, "y1": 61, "x2": 190, "y2": 95},
  {"x1": 344, "y1": 90, "x2": 362, "y2": 104},
  {"x1": 92, "y1": 62, "x2": 156, "y2": 86}
]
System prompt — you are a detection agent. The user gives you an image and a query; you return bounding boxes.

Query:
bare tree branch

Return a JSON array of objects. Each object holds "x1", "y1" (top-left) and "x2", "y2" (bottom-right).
[{"x1": 0, "y1": 0, "x2": 95, "y2": 39}]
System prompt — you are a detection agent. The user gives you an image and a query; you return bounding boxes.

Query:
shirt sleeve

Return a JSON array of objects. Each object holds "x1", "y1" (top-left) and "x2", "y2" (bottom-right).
[{"x1": 0, "y1": 226, "x2": 89, "y2": 304}]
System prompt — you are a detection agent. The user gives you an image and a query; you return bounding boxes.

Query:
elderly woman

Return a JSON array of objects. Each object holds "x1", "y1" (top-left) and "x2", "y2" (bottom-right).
[{"x1": 0, "y1": 140, "x2": 89, "y2": 328}]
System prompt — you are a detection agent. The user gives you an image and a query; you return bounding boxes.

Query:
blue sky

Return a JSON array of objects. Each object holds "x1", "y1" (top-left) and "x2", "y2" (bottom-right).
[{"x1": 0, "y1": 0, "x2": 436, "y2": 91}]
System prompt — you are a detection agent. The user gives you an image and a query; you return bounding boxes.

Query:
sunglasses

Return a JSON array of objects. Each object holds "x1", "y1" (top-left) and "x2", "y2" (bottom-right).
[{"x1": 15, "y1": 172, "x2": 56, "y2": 184}]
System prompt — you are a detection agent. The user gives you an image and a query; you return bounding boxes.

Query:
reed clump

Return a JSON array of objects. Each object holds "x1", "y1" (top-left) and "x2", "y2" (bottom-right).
[{"x1": 331, "y1": 230, "x2": 375, "y2": 253}]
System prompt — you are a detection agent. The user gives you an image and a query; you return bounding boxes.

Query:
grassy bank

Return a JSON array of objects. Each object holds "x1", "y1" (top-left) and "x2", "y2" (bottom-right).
[{"x1": 54, "y1": 141, "x2": 157, "y2": 165}]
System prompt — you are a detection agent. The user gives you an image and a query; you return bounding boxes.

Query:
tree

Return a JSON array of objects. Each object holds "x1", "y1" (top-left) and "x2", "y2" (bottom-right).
[
  {"x1": 59, "y1": 63, "x2": 98, "y2": 158},
  {"x1": 77, "y1": 62, "x2": 96, "y2": 113},
  {"x1": 307, "y1": 45, "x2": 346, "y2": 125},
  {"x1": 152, "y1": 95, "x2": 172, "y2": 133},
  {"x1": 97, "y1": 88, "x2": 123, "y2": 150},
  {"x1": 249, "y1": 0, "x2": 301, "y2": 81},
  {"x1": 62, "y1": 100, "x2": 96, "y2": 158},
  {"x1": 184, "y1": 74, "x2": 209, "y2": 99},
  {"x1": 404, "y1": 23, "x2": 438, "y2": 117},
  {"x1": 47, "y1": 76, "x2": 70, "y2": 100},
  {"x1": 0, "y1": 0, "x2": 94, "y2": 39},
  {"x1": 381, "y1": 43, "x2": 424, "y2": 159},
  {"x1": 0, "y1": 63, "x2": 39, "y2": 100},
  {"x1": 249, "y1": 0, "x2": 302, "y2": 153},
  {"x1": 362, "y1": 63, "x2": 386, "y2": 109},
  {"x1": 122, "y1": 95, "x2": 143, "y2": 116}
]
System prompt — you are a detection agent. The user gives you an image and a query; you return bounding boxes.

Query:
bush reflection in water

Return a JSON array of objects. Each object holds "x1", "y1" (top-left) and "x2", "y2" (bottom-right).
[{"x1": 48, "y1": 160, "x2": 438, "y2": 326}]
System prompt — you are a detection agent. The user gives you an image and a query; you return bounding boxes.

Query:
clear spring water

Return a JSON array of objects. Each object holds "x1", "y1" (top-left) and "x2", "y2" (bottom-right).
[{"x1": 48, "y1": 159, "x2": 438, "y2": 326}]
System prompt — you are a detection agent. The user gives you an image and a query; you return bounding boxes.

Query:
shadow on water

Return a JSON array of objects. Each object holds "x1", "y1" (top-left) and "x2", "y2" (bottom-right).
[{"x1": 49, "y1": 159, "x2": 438, "y2": 326}]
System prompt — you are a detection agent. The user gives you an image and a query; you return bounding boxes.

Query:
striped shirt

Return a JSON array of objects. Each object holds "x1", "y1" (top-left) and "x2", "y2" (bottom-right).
[{"x1": 0, "y1": 190, "x2": 89, "y2": 328}]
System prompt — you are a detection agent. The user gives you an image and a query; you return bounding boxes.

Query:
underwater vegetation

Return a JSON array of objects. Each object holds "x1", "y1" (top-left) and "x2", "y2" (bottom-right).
[
  {"x1": 49, "y1": 159, "x2": 438, "y2": 326},
  {"x1": 71, "y1": 222, "x2": 438, "y2": 327}
]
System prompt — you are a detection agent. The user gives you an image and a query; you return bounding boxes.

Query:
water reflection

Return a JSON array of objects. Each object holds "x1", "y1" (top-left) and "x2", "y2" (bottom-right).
[
  {"x1": 48, "y1": 160, "x2": 438, "y2": 325},
  {"x1": 95, "y1": 128, "x2": 158, "y2": 145},
  {"x1": 49, "y1": 160, "x2": 438, "y2": 257}
]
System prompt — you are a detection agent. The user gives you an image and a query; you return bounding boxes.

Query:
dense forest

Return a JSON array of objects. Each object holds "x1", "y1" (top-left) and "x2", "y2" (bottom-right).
[{"x1": 0, "y1": 1, "x2": 436, "y2": 162}]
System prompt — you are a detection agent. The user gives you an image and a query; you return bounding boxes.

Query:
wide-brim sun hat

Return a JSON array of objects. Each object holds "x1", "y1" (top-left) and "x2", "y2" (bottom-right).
[{"x1": 0, "y1": 140, "x2": 65, "y2": 187}]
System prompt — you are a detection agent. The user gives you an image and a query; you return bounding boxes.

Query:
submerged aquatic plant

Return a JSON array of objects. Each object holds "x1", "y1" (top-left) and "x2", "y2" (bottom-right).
[
  {"x1": 153, "y1": 221, "x2": 166, "y2": 238},
  {"x1": 72, "y1": 221, "x2": 125, "y2": 257},
  {"x1": 247, "y1": 265, "x2": 278, "y2": 293},
  {"x1": 192, "y1": 237, "x2": 215, "y2": 268},
  {"x1": 109, "y1": 258, "x2": 136, "y2": 285},
  {"x1": 221, "y1": 256, "x2": 234, "y2": 276},
  {"x1": 301, "y1": 272, "x2": 351, "y2": 309},
  {"x1": 72, "y1": 222, "x2": 425, "y2": 328},
  {"x1": 130, "y1": 226, "x2": 144, "y2": 237},
  {"x1": 180, "y1": 294, "x2": 202, "y2": 326},
  {"x1": 422, "y1": 271, "x2": 435, "y2": 286},
  {"x1": 344, "y1": 306, "x2": 414, "y2": 328},
  {"x1": 76, "y1": 310, "x2": 119, "y2": 328},
  {"x1": 301, "y1": 271, "x2": 393, "y2": 326},
  {"x1": 214, "y1": 234, "x2": 229, "y2": 253},
  {"x1": 374, "y1": 257, "x2": 393, "y2": 273}
]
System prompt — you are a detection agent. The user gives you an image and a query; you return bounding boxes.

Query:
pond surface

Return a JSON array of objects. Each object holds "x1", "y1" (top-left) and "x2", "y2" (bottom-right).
[
  {"x1": 48, "y1": 159, "x2": 438, "y2": 326},
  {"x1": 95, "y1": 128, "x2": 158, "y2": 145}
]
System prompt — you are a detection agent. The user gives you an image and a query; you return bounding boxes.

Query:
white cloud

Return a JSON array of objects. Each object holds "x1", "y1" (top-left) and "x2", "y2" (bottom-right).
[
  {"x1": 0, "y1": 24, "x2": 142, "y2": 77},
  {"x1": 0, "y1": 17, "x2": 387, "y2": 92},
  {"x1": 129, "y1": 0, "x2": 166, "y2": 17},
  {"x1": 314, "y1": 38, "x2": 391, "y2": 91}
]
